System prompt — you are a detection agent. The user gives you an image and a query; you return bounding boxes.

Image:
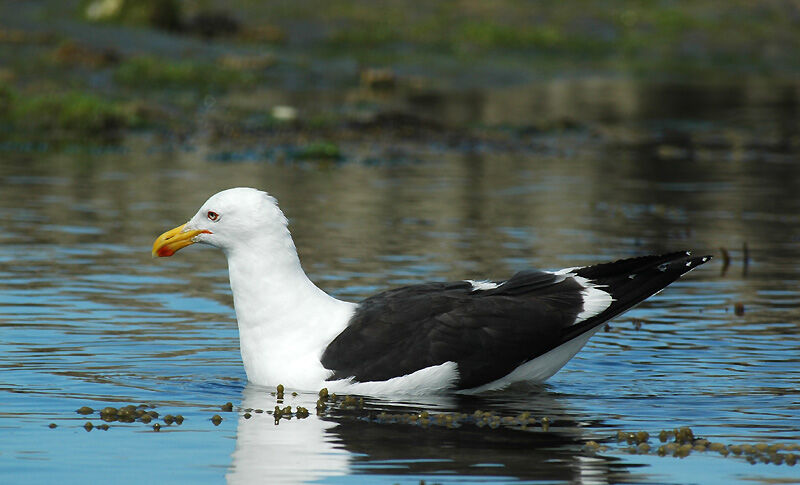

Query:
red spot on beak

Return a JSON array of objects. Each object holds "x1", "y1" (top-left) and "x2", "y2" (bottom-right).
[{"x1": 157, "y1": 246, "x2": 176, "y2": 257}]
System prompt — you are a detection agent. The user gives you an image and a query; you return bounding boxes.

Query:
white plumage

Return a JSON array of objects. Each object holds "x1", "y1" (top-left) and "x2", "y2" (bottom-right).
[{"x1": 152, "y1": 187, "x2": 708, "y2": 395}]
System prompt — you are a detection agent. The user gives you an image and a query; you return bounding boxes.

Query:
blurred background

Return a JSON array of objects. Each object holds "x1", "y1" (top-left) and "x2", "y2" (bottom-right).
[
  {"x1": 2, "y1": 2, "x2": 800, "y2": 484},
  {"x1": 1, "y1": 0, "x2": 798, "y2": 156},
  {"x1": 2, "y1": 0, "x2": 799, "y2": 267}
]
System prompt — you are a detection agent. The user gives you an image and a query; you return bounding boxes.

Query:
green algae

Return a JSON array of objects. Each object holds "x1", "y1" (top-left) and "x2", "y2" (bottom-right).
[
  {"x1": 65, "y1": 392, "x2": 800, "y2": 469},
  {"x1": 597, "y1": 426, "x2": 800, "y2": 466}
]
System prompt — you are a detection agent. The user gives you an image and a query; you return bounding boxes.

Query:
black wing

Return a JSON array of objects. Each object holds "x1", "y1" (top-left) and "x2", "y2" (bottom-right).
[{"x1": 321, "y1": 251, "x2": 710, "y2": 389}]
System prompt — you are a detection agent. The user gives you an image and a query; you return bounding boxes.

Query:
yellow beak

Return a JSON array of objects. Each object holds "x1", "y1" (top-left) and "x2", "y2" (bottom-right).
[{"x1": 152, "y1": 223, "x2": 211, "y2": 258}]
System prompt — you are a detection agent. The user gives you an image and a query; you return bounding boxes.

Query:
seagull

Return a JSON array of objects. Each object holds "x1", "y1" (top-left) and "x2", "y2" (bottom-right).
[{"x1": 152, "y1": 187, "x2": 710, "y2": 395}]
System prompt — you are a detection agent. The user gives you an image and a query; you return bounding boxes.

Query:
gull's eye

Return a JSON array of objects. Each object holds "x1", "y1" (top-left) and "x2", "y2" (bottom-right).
[{"x1": 207, "y1": 211, "x2": 219, "y2": 221}]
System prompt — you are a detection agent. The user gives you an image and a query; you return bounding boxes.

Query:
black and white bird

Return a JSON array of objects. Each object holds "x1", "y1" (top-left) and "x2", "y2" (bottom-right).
[{"x1": 152, "y1": 187, "x2": 710, "y2": 395}]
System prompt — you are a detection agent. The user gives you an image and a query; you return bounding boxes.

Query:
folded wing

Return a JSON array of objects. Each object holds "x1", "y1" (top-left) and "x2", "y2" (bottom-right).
[{"x1": 321, "y1": 251, "x2": 710, "y2": 390}]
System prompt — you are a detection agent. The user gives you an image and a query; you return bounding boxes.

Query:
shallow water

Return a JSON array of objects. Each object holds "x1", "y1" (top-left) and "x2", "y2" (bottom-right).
[{"x1": 2, "y1": 80, "x2": 800, "y2": 484}]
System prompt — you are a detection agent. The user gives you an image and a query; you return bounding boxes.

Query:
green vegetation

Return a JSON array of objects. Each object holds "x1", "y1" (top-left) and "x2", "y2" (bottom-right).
[
  {"x1": 1, "y1": 0, "x2": 799, "y2": 149},
  {"x1": 114, "y1": 56, "x2": 256, "y2": 91},
  {"x1": 254, "y1": 0, "x2": 800, "y2": 73},
  {"x1": 0, "y1": 85, "x2": 144, "y2": 134},
  {"x1": 75, "y1": 1, "x2": 800, "y2": 76},
  {"x1": 293, "y1": 141, "x2": 342, "y2": 161}
]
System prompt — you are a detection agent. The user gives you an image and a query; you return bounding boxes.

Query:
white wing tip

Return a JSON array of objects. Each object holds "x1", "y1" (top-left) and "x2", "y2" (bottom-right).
[{"x1": 568, "y1": 275, "x2": 614, "y2": 323}]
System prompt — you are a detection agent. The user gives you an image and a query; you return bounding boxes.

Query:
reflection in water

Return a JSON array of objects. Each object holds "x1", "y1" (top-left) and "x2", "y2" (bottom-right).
[
  {"x1": 229, "y1": 384, "x2": 634, "y2": 484},
  {"x1": 228, "y1": 386, "x2": 348, "y2": 484},
  {"x1": 1, "y1": 78, "x2": 800, "y2": 484}
]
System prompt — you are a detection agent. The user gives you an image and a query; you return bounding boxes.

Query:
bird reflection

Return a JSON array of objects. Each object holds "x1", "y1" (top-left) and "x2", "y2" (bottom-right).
[{"x1": 226, "y1": 383, "x2": 635, "y2": 484}]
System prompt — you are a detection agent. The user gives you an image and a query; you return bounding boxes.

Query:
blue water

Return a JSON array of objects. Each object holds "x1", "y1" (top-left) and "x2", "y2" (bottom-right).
[{"x1": 2, "y1": 105, "x2": 800, "y2": 483}]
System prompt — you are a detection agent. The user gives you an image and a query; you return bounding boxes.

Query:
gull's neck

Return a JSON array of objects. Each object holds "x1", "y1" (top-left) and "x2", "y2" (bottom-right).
[{"x1": 223, "y1": 230, "x2": 355, "y2": 388}]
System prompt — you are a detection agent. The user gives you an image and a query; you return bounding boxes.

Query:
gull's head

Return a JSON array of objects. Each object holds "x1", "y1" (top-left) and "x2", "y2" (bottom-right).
[{"x1": 152, "y1": 187, "x2": 288, "y2": 258}]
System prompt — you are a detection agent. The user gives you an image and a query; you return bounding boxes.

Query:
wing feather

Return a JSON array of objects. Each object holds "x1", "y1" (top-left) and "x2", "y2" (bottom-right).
[
  {"x1": 320, "y1": 252, "x2": 711, "y2": 390},
  {"x1": 321, "y1": 272, "x2": 584, "y2": 388}
]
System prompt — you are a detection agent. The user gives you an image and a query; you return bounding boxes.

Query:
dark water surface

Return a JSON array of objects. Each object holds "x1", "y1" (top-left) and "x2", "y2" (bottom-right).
[{"x1": 2, "y1": 80, "x2": 800, "y2": 484}]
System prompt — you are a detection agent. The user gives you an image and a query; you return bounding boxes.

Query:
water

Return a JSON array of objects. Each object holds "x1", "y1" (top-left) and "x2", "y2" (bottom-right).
[{"x1": 2, "y1": 80, "x2": 800, "y2": 484}]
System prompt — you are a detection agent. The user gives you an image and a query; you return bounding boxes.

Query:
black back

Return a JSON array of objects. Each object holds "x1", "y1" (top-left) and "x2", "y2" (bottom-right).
[{"x1": 320, "y1": 252, "x2": 710, "y2": 390}]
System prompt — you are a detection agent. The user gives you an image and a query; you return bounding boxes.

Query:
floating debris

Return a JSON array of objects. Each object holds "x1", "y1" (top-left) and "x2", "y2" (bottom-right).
[
  {"x1": 276, "y1": 384, "x2": 284, "y2": 399},
  {"x1": 48, "y1": 423, "x2": 57, "y2": 429},
  {"x1": 116, "y1": 405, "x2": 139, "y2": 423},
  {"x1": 221, "y1": 402, "x2": 233, "y2": 412},
  {"x1": 592, "y1": 426, "x2": 800, "y2": 466},
  {"x1": 584, "y1": 440, "x2": 608, "y2": 452},
  {"x1": 100, "y1": 407, "x2": 118, "y2": 421},
  {"x1": 340, "y1": 395, "x2": 360, "y2": 409},
  {"x1": 307, "y1": 400, "x2": 800, "y2": 468},
  {"x1": 261, "y1": 397, "x2": 313, "y2": 423},
  {"x1": 674, "y1": 426, "x2": 694, "y2": 443},
  {"x1": 64, "y1": 397, "x2": 798, "y2": 469},
  {"x1": 734, "y1": 302, "x2": 745, "y2": 316},
  {"x1": 618, "y1": 431, "x2": 650, "y2": 444},
  {"x1": 71, "y1": 403, "x2": 182, "y2": 430}
]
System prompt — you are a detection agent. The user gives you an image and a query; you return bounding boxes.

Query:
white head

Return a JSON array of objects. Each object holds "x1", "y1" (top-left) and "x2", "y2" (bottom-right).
[
  {"x1": 152, "y1": 187, "x2": 352, "y2": 390},
  {"x1": 152, "y1": 187, "x2": 294, "y2": 258}
]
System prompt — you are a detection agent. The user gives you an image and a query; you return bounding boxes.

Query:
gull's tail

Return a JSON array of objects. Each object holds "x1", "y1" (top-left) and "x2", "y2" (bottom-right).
[{"x1": 562, "y1": 251, "x2": 712, "y2": 344}]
